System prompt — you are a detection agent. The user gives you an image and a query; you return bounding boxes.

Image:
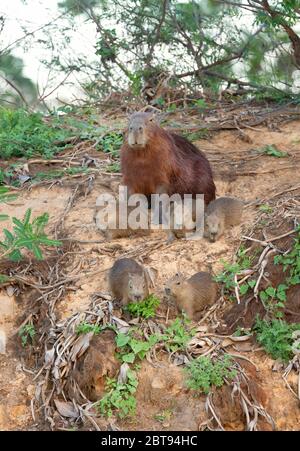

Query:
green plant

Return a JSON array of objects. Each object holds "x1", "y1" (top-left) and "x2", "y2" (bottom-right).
[
  {"x1": 154, "y1": 409, "x2": 173, "y2": 423},
  {"x1": 274, "y1": 227, "x2": 300, "y2": 287},
  {"x1": 33, "y1": 167, "x2": 91, "y2": 182},
  {"x1": 0, "y1": 187, "x2": 17, "y2": 221},
  {"x1": 0, "y1": 108, "x2": 72, "y2": 159},
  {"x1": 106, "y1": 162, "x2": 121, "y2": 173},
  {"x1": 185, "y1": 355, "x2": 237, "y2": 394},
  {"x1": 161, "y1": 317, "x2": 195, "y2": 353},
  {"x1": 126, "y1": 294, "x2": 160, "y2": 319},
  {"x1": 0, "y1": 209, "x2": 61, "y2": 261},
  {"x1": 115, "y1": 330, "x2": 160, "y2": 364},
  {"x1": 259, "y1": 204, "x2": 273, "y2": 213},
  {"x1": 259, "y1": 284, "x2": 288, "y2": 318},
  {"x1": 97, "y1": 368, "x2": 138, "y2": 419},
  {"x1": 100, "y1": 131, "x2": 123, "y2": 157},
  {"x1": 19, "y1": 324, "x2": 36, "y2": 347},
  {"x1": 76, "y1": 322, "x2": 103, "y2": 335},
  {"x1": 254, "y1": 317, "x2": 300, "y2": 362},
  {"x1": 259, "y1": 144, "x2": 287, "y2": 158}
]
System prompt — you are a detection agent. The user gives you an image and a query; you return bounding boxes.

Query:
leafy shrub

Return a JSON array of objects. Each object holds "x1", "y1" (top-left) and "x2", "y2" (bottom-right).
[
  {"x1": 254, "y1": 318, "x2": 300, "y2": 362},
  {"x1": 0, "y1": 108, "x2": 71, "y2": 159},
  {"x1": 185, "y1": 355, "x2": 237, "y2": 394}
]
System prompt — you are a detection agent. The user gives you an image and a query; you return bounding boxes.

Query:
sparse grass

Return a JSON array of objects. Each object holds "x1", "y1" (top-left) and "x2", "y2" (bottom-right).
[
  {"x1": 97, "y1": 368, "x2": 138, "y2": 419},
  {"x1": 126, "y1": 294, "x2": 160, "y2": 319},
  {"x1": 185, "y1": 355, "x2": 237, "y2": 394},
  {"x1": 33, "y1": 167, "x2": 91, "y2": 181},
  {"x1": 253, "y1": 318, "x2": 300, "y2": 362}
]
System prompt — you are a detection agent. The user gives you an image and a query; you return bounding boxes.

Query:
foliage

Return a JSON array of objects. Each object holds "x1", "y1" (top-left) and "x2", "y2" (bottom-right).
[
  {"x1": 259, "y1": 284, "x2": 288, "y2": 318},
  {"x1": 274, "y1": 227, "x2": 300, "y2": 287},
  {"x1": 18, "y1": 324, "x2": 36, "y2": 347},
  {"x1": 0, "y1": 209, "x2": 61, "y2": 261},
  {"x1": 0, "y1": 108, "x2": 72, "y2": 159},
  {"x1": 0, "y1": 187, "x2": 17, "y2": 221},
  {"x1": 97, "y1": 368, "x2": 138, "y2": 419},
  {"x1": 126, "y1": 294, "x2": 160, "y2": 319},
  {"x1": 115, "y1": 330, "x2": 160, "y2": 364},
  {"x1": 0, "y1": 53, "x2": 37, "y2": 107},
  {"x1": 161, "y1": 317, "x2": 195, "y2": 353},
  {"x1": 259, "y1": 144, "x2": 288, "y2": 158},
  {"x1": 76, "y1": 322, "x2": 103, "y2": 335},
  {"x1": 185, "y1": 355, "x2": 237, "y2": 394},
  {"x1": 259, "y1": 204, "x2": 273, "y2": 213},
  {"x1": 254, "y1": 317, "x2": 300, "y2": 362}
]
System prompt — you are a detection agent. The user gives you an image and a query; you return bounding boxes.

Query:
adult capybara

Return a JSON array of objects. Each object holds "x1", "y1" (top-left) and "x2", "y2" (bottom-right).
[{"x1": 121, "y1": 112, "x2": 216, "y2": 205}]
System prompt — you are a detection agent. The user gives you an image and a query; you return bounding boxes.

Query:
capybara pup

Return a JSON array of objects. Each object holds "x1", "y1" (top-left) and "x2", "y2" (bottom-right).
[{"x1": 109, "y1": 258, "x2": 149, "y2": 305}]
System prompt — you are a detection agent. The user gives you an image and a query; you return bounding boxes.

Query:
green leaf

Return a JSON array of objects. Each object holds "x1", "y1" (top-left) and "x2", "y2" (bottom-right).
[
  {"x1": 122, "y1": 353, "x2": 136, "y2": 363},
  {"x1": 116, "y1": 333, "x2": 131, "y2": 347}
]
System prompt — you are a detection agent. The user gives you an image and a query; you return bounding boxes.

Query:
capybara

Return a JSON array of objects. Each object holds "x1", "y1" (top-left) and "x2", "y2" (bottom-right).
[
  {"x1": 121, "y1": 112, "x2": 216, "y2": 205},
  {"x1": 205, "y1": 196, "x2": 244, "y2": 242},
  {"x1": 165, "y1": 271, "x2": 217, "y2": 320},
  {"x1": 109, "y1": 258, "x2": 149, "y2": 305},
  {"x1": 165, "y1": 199, "x2": 204, "y2": 243},
  {"x1": 94, "y1": 196, "x2": 150, "y2": 240}
]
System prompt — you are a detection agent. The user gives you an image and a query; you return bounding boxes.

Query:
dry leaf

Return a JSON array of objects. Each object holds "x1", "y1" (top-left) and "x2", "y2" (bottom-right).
[{"x1": 54, "y1": 399, "x2": 79, "y2": 418}]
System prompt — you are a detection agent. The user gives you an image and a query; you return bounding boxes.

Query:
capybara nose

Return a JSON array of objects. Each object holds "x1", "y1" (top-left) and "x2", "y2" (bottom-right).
[
  {"x1": 210, "y1": 233, "x2": 216, "y2": 242},
  {"x1": 165, "y1": 287, "x2": 171, "y2": 295},
  {"x1": 134, "y1": 295, "x2": 142, "y2": 302}
]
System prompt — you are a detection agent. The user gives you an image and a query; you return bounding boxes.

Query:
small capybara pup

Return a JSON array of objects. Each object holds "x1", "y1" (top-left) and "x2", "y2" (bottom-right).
[
  {"x1": 165, "y1": 199, "x2": 205, "y2": 243},
  {"x1": 204, "y1": 196, "x2": 244, "y2": 242},
  {"x1": 94, "y1": 197, "x2": 150, "y2": 240},
  {"x1": 121, "y1": 112, "x2": 216, "y2": 205},
  {"x1": 165, "y1": 271, "x2": 217, "y2": 321},
  {"x1": 109, "y1": 258, "x2": 149, "y2": 305}
]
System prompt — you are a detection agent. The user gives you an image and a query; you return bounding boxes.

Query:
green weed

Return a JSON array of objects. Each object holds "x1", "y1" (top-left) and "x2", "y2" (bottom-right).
[
  {"x1": 185, "y1": 355, "x2": 237, "y2": 394},
  {"x1": 19, "y1": 324, "x2": 36, "y2": 347},
  {"x1": 254, "y1": 317, "x2": 300, "y2": 362},
  {"x1": 126, "y1": 294, "x2": 160, "y2": 319},
  {"x1": 259, "y1": 144, "x2": 287, "y2": 158},
  {"x1": 97, "y1": 368, "x2": 138, "y2": 419}
]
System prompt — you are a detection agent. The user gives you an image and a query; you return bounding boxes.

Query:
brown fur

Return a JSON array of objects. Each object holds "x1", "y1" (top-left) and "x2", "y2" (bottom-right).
[
  {"x1": 109, "y1": 258, "x2": 149, "y2": 305},
  {"x1": 121, "y1": 112, "x2": 216, "y2": 204},
  {"x1": 94, "y1": 198, "x2": 150, "y2": 240},
  {"x1": 165, "y1": 271, "x2": 217, "y2": 320},
  {"x1": 205, "y1": 196, "x2": 244, "y2": 242}
]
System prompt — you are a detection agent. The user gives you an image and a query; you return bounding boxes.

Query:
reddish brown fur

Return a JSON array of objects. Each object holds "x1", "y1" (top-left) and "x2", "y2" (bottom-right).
[{"x1": 121, "y1": 117, "x2": 216, "y2": 204}]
